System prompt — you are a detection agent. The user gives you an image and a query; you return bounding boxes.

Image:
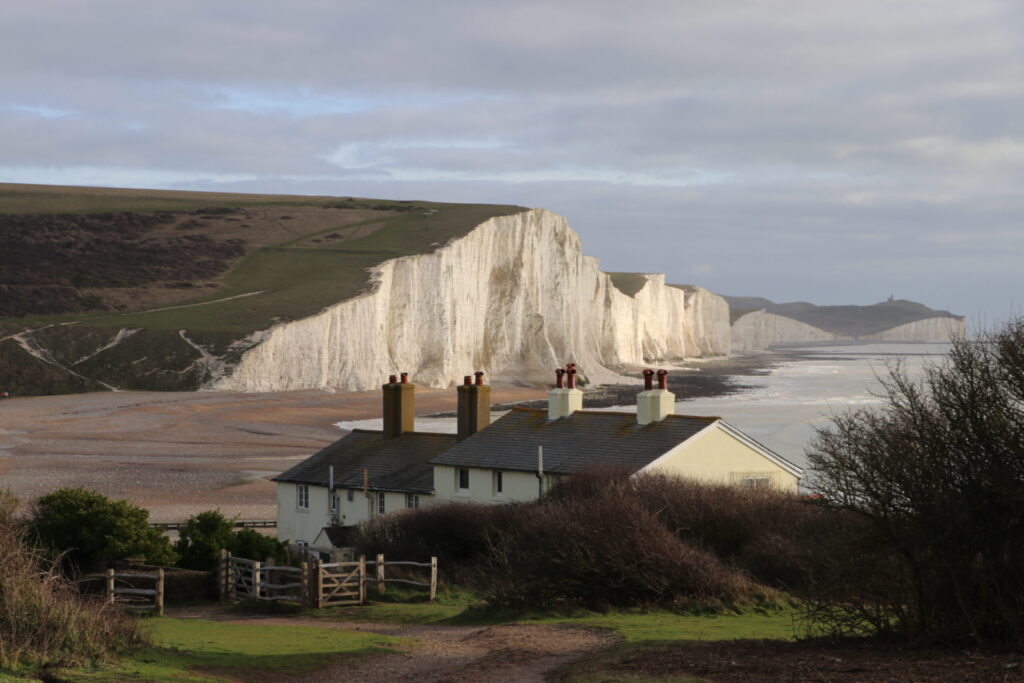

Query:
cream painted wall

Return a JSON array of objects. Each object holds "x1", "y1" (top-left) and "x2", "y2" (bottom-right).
[
  {"x1": 434, "y1": 464, "x2": 556, "y2": 503},
  {"x1": 641, "y1": 423, "x2": 800, "y2": 492}
]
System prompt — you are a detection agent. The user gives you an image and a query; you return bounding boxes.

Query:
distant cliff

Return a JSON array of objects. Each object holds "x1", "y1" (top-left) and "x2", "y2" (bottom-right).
[
  {"x1": 731, "y1": 311, "x2": 838, "y2": 351},
  {"x1": 214, "y1": 209, "x2": 731, "y2": 391},
  {"x1": 724, "y1": 296, "x2": 965, "y2": 349}
]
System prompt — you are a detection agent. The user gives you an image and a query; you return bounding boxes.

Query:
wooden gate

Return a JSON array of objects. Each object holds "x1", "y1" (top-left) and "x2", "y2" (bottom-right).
[{"x1": 310, "y1": 557, "x2": 365, "y2": 607}]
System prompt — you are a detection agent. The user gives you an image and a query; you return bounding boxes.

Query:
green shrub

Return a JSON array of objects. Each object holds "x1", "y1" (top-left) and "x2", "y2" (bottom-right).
[
  {"x1": 174, "y1": 510, "x2": 235, "y2": 571},
  {"x1": 175, "y1": 510, "x2": 287, "y2": 571},
  {"x1": 30, "y1": 488, "x2": 176, "y2": 571}
]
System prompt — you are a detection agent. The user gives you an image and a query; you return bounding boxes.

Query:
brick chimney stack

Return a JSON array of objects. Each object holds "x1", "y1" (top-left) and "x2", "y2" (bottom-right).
[
  {"x1": 457, "y1": 371, "x2": 491, "y2": 441},
  {"x1": 382, "y1": 372, "x2": 415, "y2": 439},
  {"x1": 636, "y1": 368, "x2": 675, "y2": 425},
  {"x1": 548, "y1": 364, "x2": 583, "y2": 420}
]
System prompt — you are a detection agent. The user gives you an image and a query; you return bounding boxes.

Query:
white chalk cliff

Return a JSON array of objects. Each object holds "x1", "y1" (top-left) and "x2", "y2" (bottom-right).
[
  {"x1": 864, "y1": 317, "x2": 966, "y2": 342},
  {"x1": 731, "y1": 311, "x2": 838, "y2": 351},
  {"x1": 211, "y1": 209, "x2": 731, "y2": 392},
  {"x1": 731, "y1": 311, "x2": 965, "y2": 350}
]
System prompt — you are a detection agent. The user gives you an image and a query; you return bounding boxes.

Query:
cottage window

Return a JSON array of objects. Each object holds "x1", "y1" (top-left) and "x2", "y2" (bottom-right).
[
  {"x1": 330, "y1": 493, "x2": 339, "y2": 512},
  {"x1": 493, "y1": 471, "x2": 504, "y2": 496},
  {"x1": 406, "y1": 493, "x2": 420, "y2": 509},
  {"x1": 297, "y1": 484, "x2": 309, "y2": 510},
  {"x1": 378, "y1": 493, "x2": 386, "y2": 515},
  {"x1": 457, "y1": 468, "x2": 470, "y2": 491},
  {"x1": 346, "y1": 489, "x2": 354, "y2": 502},
  {"x1": 740, "y1": 477, "x2": 771, "y2": 489}
]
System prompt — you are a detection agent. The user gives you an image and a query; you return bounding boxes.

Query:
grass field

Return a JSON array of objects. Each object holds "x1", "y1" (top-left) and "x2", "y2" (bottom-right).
[{"x1": 68, "y1": 617, "x2": 404, "y2": 682}]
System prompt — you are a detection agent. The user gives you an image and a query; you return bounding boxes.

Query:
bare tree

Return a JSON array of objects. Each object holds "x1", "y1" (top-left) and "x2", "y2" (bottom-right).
[{"x1": 808, "y1": 318, "x2": 1024, "y2": 648}]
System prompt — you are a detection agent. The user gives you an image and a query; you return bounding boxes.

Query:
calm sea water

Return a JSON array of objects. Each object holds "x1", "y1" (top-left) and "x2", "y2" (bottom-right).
[{"x1": 668, "y1": 343, "x2": 952, "y2": 470}]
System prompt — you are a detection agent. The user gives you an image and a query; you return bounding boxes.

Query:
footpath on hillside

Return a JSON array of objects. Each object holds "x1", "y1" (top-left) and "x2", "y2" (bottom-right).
[{"x1": 166, "y1": 605, "x2": 615, "y2": 682}]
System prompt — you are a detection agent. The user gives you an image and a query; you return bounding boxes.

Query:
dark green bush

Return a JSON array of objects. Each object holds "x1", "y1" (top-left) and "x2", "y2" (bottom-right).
[
  {"x1": 30, "y1": 488, "x2": 176, "y2": 571},
  {"x1": 175, "y1": 510, "x2": 286, "y2": 571}
]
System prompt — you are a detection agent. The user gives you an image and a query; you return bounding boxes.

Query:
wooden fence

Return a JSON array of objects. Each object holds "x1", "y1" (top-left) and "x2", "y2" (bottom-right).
[
  {"x1": 310, "y1": 557, "x2": 365, "y2": 608},
  {"x1": 367, "y1": 553, "x2": 438, "y2": 600},
  {"x1": 99, "y1": 568, "x2": 164, "y2": 615},
  {"x1": 218, "y1": 551, "x2": 436, "y2": 608},
  {"x1": 218, "y1": 550, "x2": 309, "y2": 603}
]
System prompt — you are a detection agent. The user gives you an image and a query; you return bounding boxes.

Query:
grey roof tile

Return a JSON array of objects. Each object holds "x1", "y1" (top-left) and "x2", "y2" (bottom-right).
[
  {"x1": 430, "y1": 407, "x2": 719, "y2": 474},
  {"x1": 273, "y1": 430, "x2": 455, "y2": 493}
]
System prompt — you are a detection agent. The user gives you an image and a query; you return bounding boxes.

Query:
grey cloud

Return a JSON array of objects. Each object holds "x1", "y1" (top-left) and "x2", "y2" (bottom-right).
[{"x1": 2, "y1": 0, "x2": 1022, "y2": 321}]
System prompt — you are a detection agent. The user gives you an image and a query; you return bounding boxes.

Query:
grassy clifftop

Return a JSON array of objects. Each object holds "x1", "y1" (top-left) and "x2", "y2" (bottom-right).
[
  {"x1": 1, "y1": 183, "x2": 525, "y2": 334},
  {"x1": 0, "y1": 183, "x2": 525, "y2": 394}
]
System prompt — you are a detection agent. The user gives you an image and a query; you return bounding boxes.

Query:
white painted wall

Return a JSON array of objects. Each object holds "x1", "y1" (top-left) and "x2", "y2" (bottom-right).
[{"x1": 276, "y1": 482, "x2": 436, "y2": 549}]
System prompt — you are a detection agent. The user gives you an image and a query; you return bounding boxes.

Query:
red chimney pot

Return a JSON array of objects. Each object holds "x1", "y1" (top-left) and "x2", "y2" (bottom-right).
[
  {"x1": 566, "y1": 365, "x2": 577, "y2": 389},
  {"x1": 657, "y1": 369, "x2": 668, "y2": 390},
  {"x1": 555, "y1": 368, "x2": 565, "y2": 388},
  {"x1": 400, "y1": 372, "x2": 409, "y2": 384},
  {"x1": 463, "y1": 375, "x2": 472, "y2": 385},
  {"x1": 388, "y1": 374, "x2": 397, "y2": 384},
  {"x1": 643, "y1": 368, "x2": 654, "y2": 390},
  {"x1": 474, "y1": 371, "x2": 484, "y2": 386}
]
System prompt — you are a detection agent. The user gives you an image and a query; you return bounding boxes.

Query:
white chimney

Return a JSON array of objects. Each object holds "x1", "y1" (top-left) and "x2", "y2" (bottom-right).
[
  {"x1": 548, "y1": 365, "x2": 583, "y2": 420},
  {"x1": 637, "y1": 369, "x2": 675, "y2": 425}
]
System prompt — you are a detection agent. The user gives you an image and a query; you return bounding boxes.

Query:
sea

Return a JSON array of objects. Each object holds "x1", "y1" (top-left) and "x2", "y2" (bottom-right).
[{"x1": 667, "y1": 343, "x2": 952, "y2": 470}]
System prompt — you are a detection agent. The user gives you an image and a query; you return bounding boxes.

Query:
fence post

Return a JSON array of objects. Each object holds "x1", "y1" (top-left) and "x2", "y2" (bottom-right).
[
  {"x1": 376, "y1": 553, "x2": 385, "y2": 592},
  {"x1": 265, "y1": 557, "x2": 275, "y2": 600},
  {"x1": 218, "y1": 549, "x2": 229, "y2": 603},
  {"x1": 312, "y1": 557, "x2": 323, "y2": 609},
  {"x1": 156, "y1": 569, "x2": 165, "y2": 616},
  {"x1": 106, "y1": 568, "x2": 115, "y2": 604},
  {"x1": 430, "y1": 556, "x2": 437, "y2": 601},
  {"x1": 359, "y1": 555, "x2": 366, "y2": 605},
  {"x1": 253, "y1": 561, "x2": 262, "y2": 600},
  {"x1": 301, "y1": 561, "x2": 309, "y2": 607}
]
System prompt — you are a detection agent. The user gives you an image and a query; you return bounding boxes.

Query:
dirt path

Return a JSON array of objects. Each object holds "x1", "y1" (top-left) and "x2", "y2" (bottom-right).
[{"x1": 166, "y1": 606, "x2": 615, "y2": 682}]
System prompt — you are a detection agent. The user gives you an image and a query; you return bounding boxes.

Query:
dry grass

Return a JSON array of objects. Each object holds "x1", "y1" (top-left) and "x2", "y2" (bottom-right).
[{"x1": 0, "y1": 524, "x2": 145, "y2": 674}]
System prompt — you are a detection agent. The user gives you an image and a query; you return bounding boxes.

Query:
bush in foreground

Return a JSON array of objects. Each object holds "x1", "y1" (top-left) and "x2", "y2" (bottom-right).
[
  {"x1": 0, "y1": 524, "x2": 144, "y2": 672},
  {"x1": 808, "y1": 318, "x2": 1024, "y2": 648}
]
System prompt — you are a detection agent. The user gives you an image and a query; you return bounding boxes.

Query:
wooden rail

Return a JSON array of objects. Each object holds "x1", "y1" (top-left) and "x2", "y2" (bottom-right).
[
  {"x1": 94, "y1": 568, "x2": 164, "y2": 615},
  {"x1": 368, "y1": 554, "x2": 438, "y2": 600},
  {"x1": 152, "y1": 519, "x2": 276, "y2": 531}
]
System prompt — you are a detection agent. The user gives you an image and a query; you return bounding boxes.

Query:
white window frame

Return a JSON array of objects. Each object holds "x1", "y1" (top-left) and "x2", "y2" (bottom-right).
[
  {"x1": 493, "y1": 471, "x2": 504, "y2": 497},
  {"x1": 297, "y1": 484, "x2": 309, "y2": 510},
  {"x1": 377, "y1": 492, "x2": 386, "y2": 515},
  {"x1": 406, "y1": 493, "x2": 420, "y2": 509},
  {"x1": 457, "y1": 468, "x2": 470, "y2": 493},
  {"x1": 330, "y1": 492, "x2": 339, "y2": 512}
]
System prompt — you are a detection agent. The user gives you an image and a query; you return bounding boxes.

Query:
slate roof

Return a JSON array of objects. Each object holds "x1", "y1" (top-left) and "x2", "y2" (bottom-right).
[
  {"x1": 430, "y1": 407, "x2": 719, "y2": 474},
  {"x1": 273, "y1": 430, "x2": 456, "y2": 493}
]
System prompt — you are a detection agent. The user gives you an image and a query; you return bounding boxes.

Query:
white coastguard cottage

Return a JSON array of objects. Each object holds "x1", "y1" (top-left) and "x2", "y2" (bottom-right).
[{"x1": 274, "y1": 367, "x2": 803, "y2": 553}]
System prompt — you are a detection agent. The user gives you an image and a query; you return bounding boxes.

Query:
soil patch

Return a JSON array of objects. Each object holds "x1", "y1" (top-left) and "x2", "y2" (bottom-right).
[{"x1": 583, "y1": 638, "x2": 1024, "y2": 682}]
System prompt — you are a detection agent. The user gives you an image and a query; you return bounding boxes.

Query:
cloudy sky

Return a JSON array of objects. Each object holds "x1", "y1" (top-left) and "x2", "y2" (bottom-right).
[{"x1": 3, "y1": 1, "x2": 1022, "y2": 323}]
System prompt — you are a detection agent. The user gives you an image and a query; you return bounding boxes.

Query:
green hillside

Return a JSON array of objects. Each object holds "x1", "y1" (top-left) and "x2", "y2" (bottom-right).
[
  {"x1": 0, "y1": 183, "x2": 525, "y2": 394},
  {"x1": 723, "y1": 295, "x2": 963, "y2": 337}
]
